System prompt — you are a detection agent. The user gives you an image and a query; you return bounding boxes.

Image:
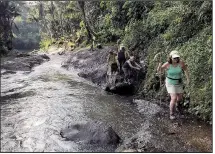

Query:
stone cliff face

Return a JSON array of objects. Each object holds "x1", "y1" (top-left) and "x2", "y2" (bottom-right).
[
  {"x1": 61, "y1": 46, "x2": 146, "y2": 95},
  {"x1": 61, "y1": 46, "x2": 111, "y2": 87}
]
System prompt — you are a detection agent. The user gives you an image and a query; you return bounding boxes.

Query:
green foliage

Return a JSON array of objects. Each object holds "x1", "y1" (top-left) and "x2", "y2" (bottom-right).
[
  {"x1": 94, "y1": 1, "x2": 129, "y2": 43},
  {"x1": 39, "y1": 38, "x2": 54, "y2": 50},
  {"x1": 0, "y1": 1, "x2": 21, "y2": 53},
  {"x1": 179, "y1": 26, "x2": 212, "y2": 121},
  {"x1": 123, "y1": 1, "x2": 154, "y2": 20},
  {"x1": 134, "y1": 1, "x2": 212, "y2": 122},
  {"x1": 68, "y1": 41, "x2": 75, "y2": 47}
]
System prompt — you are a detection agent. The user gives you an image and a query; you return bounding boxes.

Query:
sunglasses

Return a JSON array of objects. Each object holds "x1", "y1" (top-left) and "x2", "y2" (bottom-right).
[{"x1": 173, "y1": 57, "x2": 179, "y2": 60}]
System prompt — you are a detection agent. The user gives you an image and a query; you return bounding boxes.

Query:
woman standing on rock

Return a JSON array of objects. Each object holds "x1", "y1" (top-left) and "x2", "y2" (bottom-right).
[
  {"x1": 157, "y1": 50, "x2": 190, "y2": 120},
  {"x1": 117, "y1": 45, "x2": 130, "y2": 74},
  {"x1": 107, "y1": 50, "x2": 118, "y2": 86}
]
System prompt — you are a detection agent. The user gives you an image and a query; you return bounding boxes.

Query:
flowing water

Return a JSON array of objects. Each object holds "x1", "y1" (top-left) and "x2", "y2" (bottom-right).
[
  {"x1": 1, "y1": 54, "x2": 145, "y2": 152},
  {"x1": 1, "y1": 54, "x2": 212, "y2": 152}
]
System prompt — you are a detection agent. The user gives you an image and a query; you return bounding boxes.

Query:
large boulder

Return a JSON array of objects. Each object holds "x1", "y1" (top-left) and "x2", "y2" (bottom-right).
[
  {"x1": 97, "y1": 44, "x2": 102, "y2": 49},
  {"x1": 60, "y1": 121, "x2": 121, "y2": 145},
  {"x1": 105, "y1": 82, "x2": 135, "y2": 95}
]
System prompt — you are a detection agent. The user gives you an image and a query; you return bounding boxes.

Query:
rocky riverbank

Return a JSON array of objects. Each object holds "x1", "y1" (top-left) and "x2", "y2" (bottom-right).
[
  {"x1": 61, "y1": 46, "x2": 116, "y2": 87},
  {"x1": 1, "y1": 48, "x2": 212, "y2": 152},
  {"x1": 60, "y1": 46, "x2": 212, "y2": 152},
  {"x1": 1, "y1": 51, "x2": 50, "y2": 73},
  {"x1": 61, "y1": 46, "x2": 146, "y2": 95}
]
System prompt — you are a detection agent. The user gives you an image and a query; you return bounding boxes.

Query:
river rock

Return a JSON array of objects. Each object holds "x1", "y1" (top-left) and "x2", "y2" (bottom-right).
[
  {"x1": 61, "y1": 46, "x2": 146, "y2": 96},
  {"x1": 105, "y1": 82, "x2": 135, "y2": 95},
  {"x1": 1, "y1": 54, "x2": 50, "y2": 72},
  {"x1": 97, "y1": 44, "x2": 102, "y2": 49},
  {"x1": 60, "y1": 121, "x2": 121, "y2": 145}
]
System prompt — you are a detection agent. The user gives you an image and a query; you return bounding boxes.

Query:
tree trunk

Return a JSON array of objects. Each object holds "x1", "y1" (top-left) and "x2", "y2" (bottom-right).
[{"x1": 77, "y1": 1, "x2": 96, "y2": 44}]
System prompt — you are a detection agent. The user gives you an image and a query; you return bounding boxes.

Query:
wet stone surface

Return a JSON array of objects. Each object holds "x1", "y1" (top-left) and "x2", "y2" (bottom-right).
[{"x1": 60, "y1": 120, "x2": 121, "y2": 146}]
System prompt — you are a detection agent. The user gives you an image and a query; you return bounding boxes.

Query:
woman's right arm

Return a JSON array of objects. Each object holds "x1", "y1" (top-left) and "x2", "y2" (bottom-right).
[
  {"x1": 157, "y1": 62, "x2": 168, "y2": 73},
  {"x1": 128, "y1": 61, "x2": 139, "y2": 70}
]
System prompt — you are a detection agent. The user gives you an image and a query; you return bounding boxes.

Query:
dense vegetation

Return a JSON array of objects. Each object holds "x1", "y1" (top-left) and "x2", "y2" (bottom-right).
[
  {"x1": 0, "y1": 1, "x2": 212, "y2": 122},
  {"x1": 0, "y1": 1, "x2": 20, "y2": 54}
]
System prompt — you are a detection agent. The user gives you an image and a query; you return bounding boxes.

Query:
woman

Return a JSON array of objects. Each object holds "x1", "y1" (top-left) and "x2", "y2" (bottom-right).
[
  {"x1": 122, "y1": 55, "x2": 141, "y2": 83},
  {"x1": 157, "y1": 50, "x2": 190, "y2": 120},
  {"x1": 107, "y1": 50, "x2": 118, "y2": 86},
  {"x1": 117, "y1": 45, "x2": 130, "y2": 73}
]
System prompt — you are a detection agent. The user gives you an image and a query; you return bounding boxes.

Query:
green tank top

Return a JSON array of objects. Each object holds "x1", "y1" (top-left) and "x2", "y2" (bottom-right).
[{"x1": 166, "y1": 64, "x2": 182, "y2": 85}]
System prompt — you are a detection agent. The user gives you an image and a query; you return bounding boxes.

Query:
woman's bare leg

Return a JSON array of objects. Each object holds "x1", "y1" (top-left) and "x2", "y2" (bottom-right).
[
  {"x1": 170, "y1": 93, "x2": 177, "y2": 115},
  {"x1": 177, "y1": 93, "x2": 183, "y2": 102},
  {"x1": 176, "y1": 93, "x2": 184, "y2": 115}
]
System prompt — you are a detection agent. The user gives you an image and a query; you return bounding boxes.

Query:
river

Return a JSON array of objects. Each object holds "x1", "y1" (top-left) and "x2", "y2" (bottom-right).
[
  {"x1": 1, "y1": 53, "x2": 212, "y2": 152},
  {"x1": 1, "y1": 54, "x2": 146, "y2": 152}
]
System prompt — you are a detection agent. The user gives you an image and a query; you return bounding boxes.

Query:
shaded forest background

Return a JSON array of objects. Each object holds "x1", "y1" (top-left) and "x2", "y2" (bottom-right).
[{"x1": 0, "y1": 1, "x2": 212, "y2": 122}]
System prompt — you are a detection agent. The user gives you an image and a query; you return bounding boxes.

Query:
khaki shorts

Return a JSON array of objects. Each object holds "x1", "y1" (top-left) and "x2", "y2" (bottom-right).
[{"x1": 166, "y1": 80, "x2": 183, "y2": 94}]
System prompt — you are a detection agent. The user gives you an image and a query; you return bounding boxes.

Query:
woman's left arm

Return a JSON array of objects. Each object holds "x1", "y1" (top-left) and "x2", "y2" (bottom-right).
[{"x1": 181, "y1": 61, "x2": 190, "y2": 85}]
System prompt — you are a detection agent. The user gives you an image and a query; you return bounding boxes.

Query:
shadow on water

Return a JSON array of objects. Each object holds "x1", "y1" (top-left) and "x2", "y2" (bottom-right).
[{"x1": 1, "y1": 91, "x2": 36, "y2": 103}]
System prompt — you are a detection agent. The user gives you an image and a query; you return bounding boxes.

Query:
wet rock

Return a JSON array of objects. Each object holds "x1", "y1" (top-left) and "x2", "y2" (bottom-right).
[
  {"x1": 77, "y1": 72, "x2": 88, "y2": 78},
  {"x1": 60, "y1": 121, "x2": 121, "y2": 145},
  {"x1": 1, "y1": 54, "x2": 50, "y2": 72},
  {"x1": 97, "y1": 44, "x2": 102, "y2": 49},
  {"x1": 105, "y1": 82, "x2": 135, "y2": 95},
  {"x1": 16, "y1": 53, "x2": 31, "y2": 57},
  {"x1": 40, "y1": 54, "x2": 50, "y2": 60},
  {"x1": 58, "y1": 51, "x2": 66, "y2": 55},
  {"x1": 62, "y1": 47, "x2": 114, "y2": 78},
  {"x1": 1, "y1": 70, "x2": 16, "y2": 75},
  {"x1": 1, "y1": 91, "x2": 36, "y2": 103},
  {"x1": 78, "y1": 68, "x2": 107, "y2": 86},
  {"x1": 62, "y1": 46, "x2": 146, "y2": 95}
]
